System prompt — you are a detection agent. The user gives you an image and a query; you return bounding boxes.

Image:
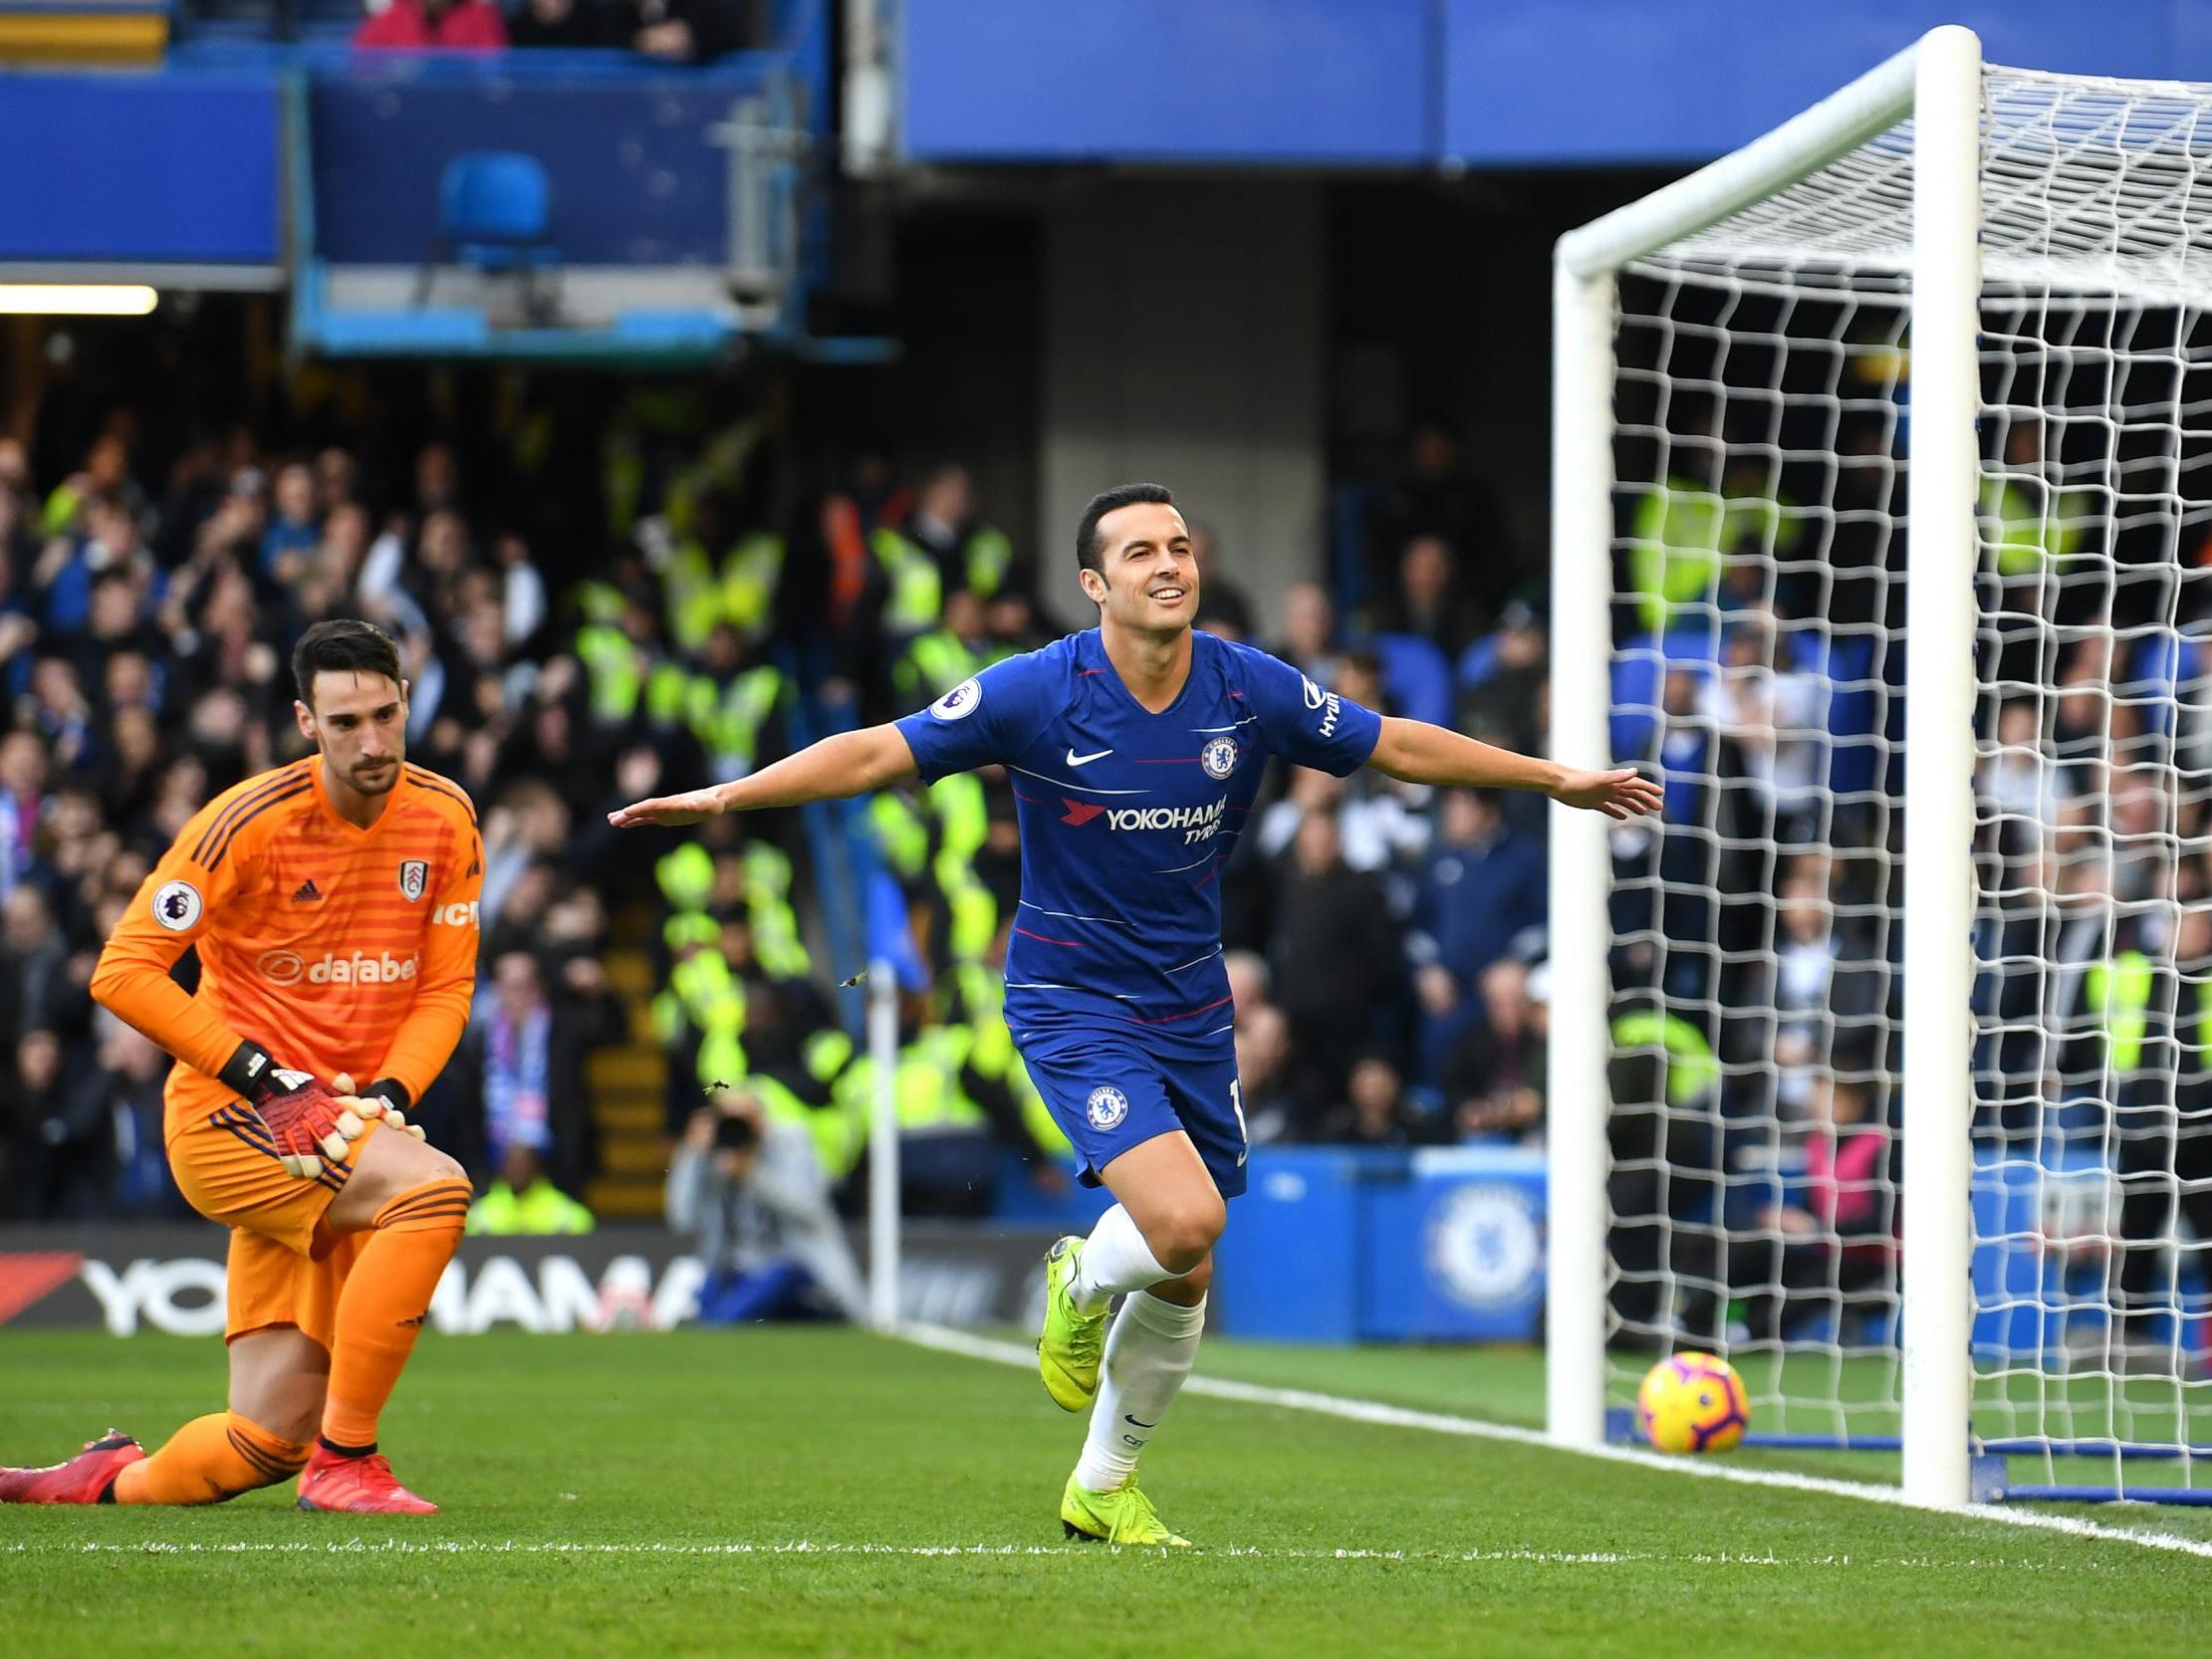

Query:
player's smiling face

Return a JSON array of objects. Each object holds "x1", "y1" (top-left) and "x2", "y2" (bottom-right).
[
  {"x1": 298, "y1": 670, "x2": 408, "y2": 798},
  {"x1": 1084, "y1": 501, "x2": 1199, "y2": 632}
]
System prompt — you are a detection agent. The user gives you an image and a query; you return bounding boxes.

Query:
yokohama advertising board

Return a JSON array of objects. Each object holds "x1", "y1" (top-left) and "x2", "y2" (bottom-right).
[{"x1": 0, "y1": 1224, "x2": 1059, "y2": 1336}]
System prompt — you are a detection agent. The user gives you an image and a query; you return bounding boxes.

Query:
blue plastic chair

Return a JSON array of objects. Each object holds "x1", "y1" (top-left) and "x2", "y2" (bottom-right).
[
  {"x1": 415, "y1": 151, "x2": 559, "y2": 313},
  {"x1": 1368, "y1": 631, "x2": 1455, "y2": 728}
]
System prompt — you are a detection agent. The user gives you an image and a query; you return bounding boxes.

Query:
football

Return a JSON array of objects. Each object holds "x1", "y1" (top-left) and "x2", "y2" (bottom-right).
[{"x1": 1637, "y1": 1351, "x2": 1751, "y2": 1454}]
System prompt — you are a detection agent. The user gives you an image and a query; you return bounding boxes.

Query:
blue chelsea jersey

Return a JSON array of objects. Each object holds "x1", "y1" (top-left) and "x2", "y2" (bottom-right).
[{"x1": 893, "y1": 628, "x2": 1382, "y2": 1055}]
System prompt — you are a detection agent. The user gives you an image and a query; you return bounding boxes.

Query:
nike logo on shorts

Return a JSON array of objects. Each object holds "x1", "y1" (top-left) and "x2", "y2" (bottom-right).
[{"x1": 1066, "y1": 748, "x2": 1112, "y2": 767}]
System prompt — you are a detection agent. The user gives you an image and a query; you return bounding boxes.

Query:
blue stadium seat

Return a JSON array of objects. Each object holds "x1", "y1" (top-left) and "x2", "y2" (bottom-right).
[
  {"x1": 1607, "y1": 627, "x2": 1721, "y2": 762},
  {"x1": 442, "y1": 151, "x2": 557, "y2": 269},
  {"x1": 1815, "y1": 633, "x2": 1881, "y2": 796},
  {"x1": 1368, "y1": 632, "x2": 1453, "y2": 728},
  {"x1": 415, "y1": 150, "x2": 560, "y2": 313}
]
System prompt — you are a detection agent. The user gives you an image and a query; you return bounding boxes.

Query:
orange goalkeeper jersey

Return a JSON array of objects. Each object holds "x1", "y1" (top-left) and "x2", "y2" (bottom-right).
[{"x1": 93, "y1": 757, "x2": 485, "y2": 1138}]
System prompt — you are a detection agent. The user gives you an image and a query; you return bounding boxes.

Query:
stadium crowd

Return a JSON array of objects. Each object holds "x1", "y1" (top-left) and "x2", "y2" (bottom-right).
[
  {"x1": 1594, "y1": 388, "x2": 2212, "y2": 1354},
  {"x1": 0, "y1": 406, "x2": 1582, "y2": 1227},
  {"x1": 0, "y1": 423, "x2": 646, "y2": 1220},
  {"x1": 4, "y1": 388, "x2": 2200, "y2": 1359}
]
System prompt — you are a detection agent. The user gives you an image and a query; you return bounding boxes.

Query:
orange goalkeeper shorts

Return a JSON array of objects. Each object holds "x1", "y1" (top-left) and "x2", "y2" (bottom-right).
[
  {"x1": 165, "y1": 1107, "x2": 379, "y2": 1346},
  {"x1": 224, "y1": 1227, "x2": 368, "y2": 1350}
]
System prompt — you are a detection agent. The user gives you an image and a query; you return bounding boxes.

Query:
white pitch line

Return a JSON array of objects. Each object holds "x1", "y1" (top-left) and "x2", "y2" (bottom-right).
[
  {"x1": 892, "y1": 1321, "x2": 2212, "y2": 1562},
  {"x1": 0, "y1": 1540, "x2": 2126, "y2": 1571}
]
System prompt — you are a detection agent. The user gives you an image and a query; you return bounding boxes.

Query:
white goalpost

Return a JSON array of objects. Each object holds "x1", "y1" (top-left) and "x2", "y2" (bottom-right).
[{"x1": 1551, "y1": 25, "x2": 2212, "y2": 1508}]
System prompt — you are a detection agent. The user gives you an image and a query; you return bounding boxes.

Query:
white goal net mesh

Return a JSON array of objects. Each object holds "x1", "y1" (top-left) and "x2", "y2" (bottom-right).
[{"x1": 1602, "y1": 63, "x2": 2212, "y2": 1492}]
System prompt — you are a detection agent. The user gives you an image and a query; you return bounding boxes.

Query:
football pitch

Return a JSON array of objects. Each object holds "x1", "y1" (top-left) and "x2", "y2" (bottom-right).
[{"x1": 4, "y1": 1329, "x2": 2207, "y2": 1659}]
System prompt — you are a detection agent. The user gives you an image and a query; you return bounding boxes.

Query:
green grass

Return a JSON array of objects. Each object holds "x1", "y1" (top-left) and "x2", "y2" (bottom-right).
[
  {"x1": 4, "y1": 1329, "x2": 2209, "y2": 1658},
  {"x1": 1215, "y1": 1337, "x2": 2212, "y2": 1520}
]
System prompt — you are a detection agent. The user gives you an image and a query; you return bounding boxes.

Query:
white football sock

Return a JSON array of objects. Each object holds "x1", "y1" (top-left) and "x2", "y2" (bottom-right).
[
  {"x1": 1073, "y1": 1291, "x2": 1206, "y2": 1493},
  {"x1": 1068, "y1": 1204, "x2": 1171, "y2": 1314}
]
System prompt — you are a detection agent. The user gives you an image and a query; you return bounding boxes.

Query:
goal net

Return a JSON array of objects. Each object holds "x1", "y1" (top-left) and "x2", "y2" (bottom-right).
[{"x1": 1549, "y1": 27, "x2": 2212, "y2": 1506}]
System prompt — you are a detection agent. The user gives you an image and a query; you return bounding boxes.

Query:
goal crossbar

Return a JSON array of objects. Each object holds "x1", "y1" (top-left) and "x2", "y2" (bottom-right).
[{"x1": 1557, "y1": 33, "x2": 1935, "y2": 281}]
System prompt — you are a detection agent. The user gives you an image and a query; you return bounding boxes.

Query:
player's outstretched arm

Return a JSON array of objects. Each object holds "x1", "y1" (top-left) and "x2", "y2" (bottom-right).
[
  {"x1": 1366, "y1": 716, "x2": 1663, "y2": 821},
  {"x1": 608, "y1": 723, "x2": 919, "y2": 828}
]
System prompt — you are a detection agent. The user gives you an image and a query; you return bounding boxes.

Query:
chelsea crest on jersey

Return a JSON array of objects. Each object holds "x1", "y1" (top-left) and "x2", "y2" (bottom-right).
[{"x1": 895, "y1": 627, "x2": 1381, "y2": 1054}]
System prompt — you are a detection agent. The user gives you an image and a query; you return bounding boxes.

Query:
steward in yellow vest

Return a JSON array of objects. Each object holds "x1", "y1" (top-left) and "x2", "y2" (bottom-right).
[
  {"x1": 467, "y1": 1146, "x2": 597, "y2": 1236},
  {"x1": 2069, "y1": 909, "x2": 2212, "y2": 1357}
]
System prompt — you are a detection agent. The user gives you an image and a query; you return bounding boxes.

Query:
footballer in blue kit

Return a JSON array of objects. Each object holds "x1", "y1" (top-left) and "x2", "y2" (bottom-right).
[
  {"x1": 892, "y1": 621, "x2": 1380, "y2": 1200},
  {"x1": 610, "y1": 482, "x2": 1661, "y2": 1546}
]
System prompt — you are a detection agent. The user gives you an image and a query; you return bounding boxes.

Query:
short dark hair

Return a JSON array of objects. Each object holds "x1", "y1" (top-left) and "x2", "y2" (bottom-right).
[
  {"x1": 1076, "y1": 482, "x2": 1176, "y2": 575},
  {"x1": 292, "y1": 618, "x2": 402, "y2": 711}
]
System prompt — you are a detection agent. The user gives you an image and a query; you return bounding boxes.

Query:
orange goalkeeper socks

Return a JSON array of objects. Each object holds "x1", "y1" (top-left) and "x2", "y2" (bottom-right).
[
  {"x1": 320, "y1": 1178, "x2": 471, "y2": 1453},
  {"x1": 112, "y1": 1412, "x2": 310, "y2": 1505}
]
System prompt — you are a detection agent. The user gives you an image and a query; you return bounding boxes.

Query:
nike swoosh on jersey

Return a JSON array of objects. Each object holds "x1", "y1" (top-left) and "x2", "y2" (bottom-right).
[
  {"x1": 1123, "y1": 1414, "x2": 1159, "y2": 1428},
  {"x1": 1066, "y1": 748, "x2": 1112, "y2": 767}
]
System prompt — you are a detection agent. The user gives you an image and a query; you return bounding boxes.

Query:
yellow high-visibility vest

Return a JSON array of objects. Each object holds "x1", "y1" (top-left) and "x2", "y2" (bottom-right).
[
  {"x1": 1610, "y1": 1010, "x2": 1719, "y2": 1105},
  {"x1": 869, "y1": 527, "x2": 944, "y2": 634}
]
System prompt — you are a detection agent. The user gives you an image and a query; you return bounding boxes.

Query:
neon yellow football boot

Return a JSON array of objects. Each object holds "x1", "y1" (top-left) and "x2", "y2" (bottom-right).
[
  {"x1": 1060, "y1": 1475, "x2": 1192, "y2": 1547},
  {"x1": 1037, "y1": 1236, "x2": 1108, "y2": 1412}
]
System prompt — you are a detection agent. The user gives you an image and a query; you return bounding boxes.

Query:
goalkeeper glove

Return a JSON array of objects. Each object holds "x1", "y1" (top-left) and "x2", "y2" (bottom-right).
[
  {"x1": 351, "y1": 1076, "x2": 426, "y2": 1142},
  {"x1": 218, "y1": 1043, "x2": 369, "y2": 1179},
  {"x1": 323, "y1": 1072, "x2": 427, "y2": 1142}
]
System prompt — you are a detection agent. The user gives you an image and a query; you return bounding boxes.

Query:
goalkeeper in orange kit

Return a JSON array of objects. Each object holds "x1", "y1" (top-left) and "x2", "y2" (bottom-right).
[{"x1": 0, "y1": 619, "x2": 483, "y2": 1515}]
